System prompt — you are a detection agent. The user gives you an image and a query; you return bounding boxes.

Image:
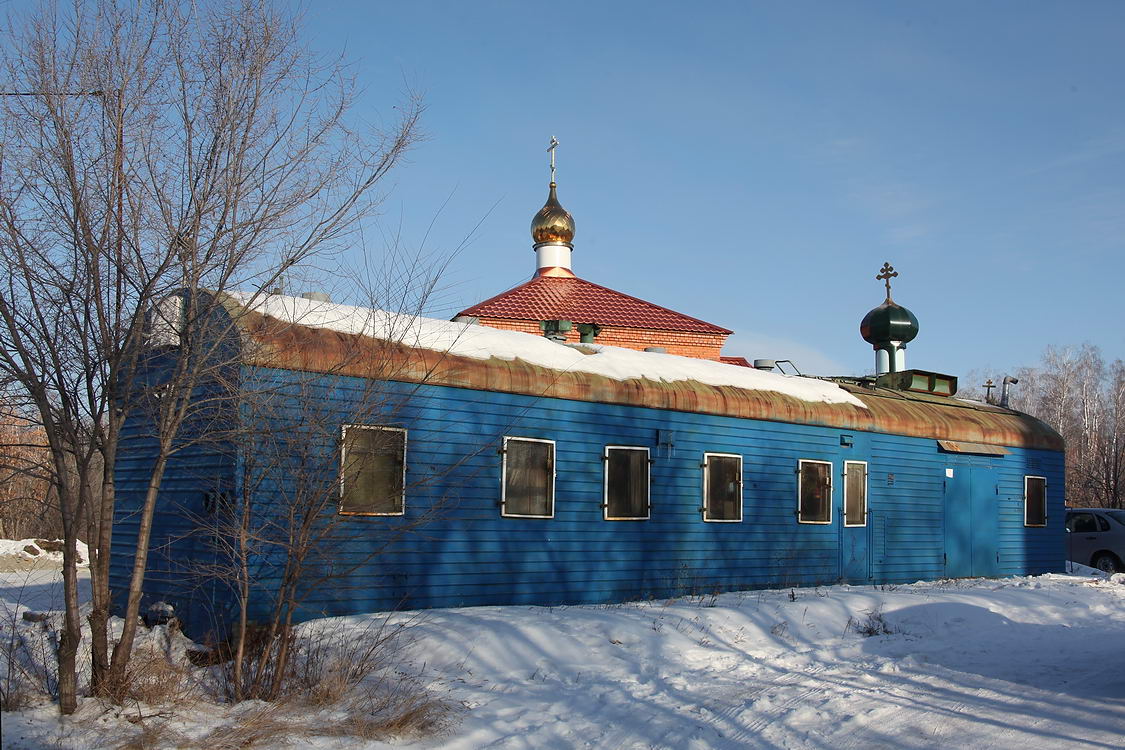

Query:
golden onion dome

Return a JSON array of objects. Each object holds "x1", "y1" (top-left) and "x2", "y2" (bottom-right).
[{"x1": 531, "y1": 182, "x2": 575, "y2": 245}]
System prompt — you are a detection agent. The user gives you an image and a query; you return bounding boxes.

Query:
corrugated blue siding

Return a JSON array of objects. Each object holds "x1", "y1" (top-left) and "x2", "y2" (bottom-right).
[
  {"x1": 110, "y1": 336, "x2": 240, "y2": 637},
  {"x1": 224, "y1": 366, "x2": 1065, "y2": 627}
]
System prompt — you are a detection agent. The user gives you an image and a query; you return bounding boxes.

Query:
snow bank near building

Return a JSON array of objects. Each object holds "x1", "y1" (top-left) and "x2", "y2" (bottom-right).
[
  {"x1": 3, "y1": 560, "x2": 1123, "y2": 749},
  {"x1": 0, "y1": 538, "x2": 88, "y2": 566},
  {"x1": 227, "y1": 292, "x2": 868, "y2": 408}
]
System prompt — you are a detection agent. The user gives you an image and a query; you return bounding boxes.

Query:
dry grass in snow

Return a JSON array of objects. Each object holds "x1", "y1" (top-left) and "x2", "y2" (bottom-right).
[
  {"x1": 2, "y1": 563, "x2": 1124, "y2": 749},
  {"x1": 0, "y1": 565, "x2": 455, "y2": 749}
]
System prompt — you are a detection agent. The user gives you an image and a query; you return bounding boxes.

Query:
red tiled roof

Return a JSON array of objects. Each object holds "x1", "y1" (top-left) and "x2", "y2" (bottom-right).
[
  {"x1": 458, "y1": 274, "x2": 732, "y2": 334},
  {"x1": 719, "y1": 356, "x2": 752, "y2": 367}
]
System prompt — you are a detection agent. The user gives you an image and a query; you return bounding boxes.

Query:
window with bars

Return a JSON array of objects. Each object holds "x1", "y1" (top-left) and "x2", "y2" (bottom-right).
[
  {"x1": 339, "y1": 425, "x2": 406, "y2": 515},
  {"x1": 502, "y1": 437, "x2": 555, "y2": 518},
  {"x1": 843, "y1": 461, "x2": 867, "y2": 527},
  {"x1": 703, "y1": 453, "x2": 742, "y2": 522},
  {"x1": 798, "y1": 459, "x2": 832, "y2": 524},
  {"x1": 604, "y1": 446, "x2": 650, "y2": 520},
  {"x1": 1024, "y1": 476, "x2": 1047, "y2": 527}
]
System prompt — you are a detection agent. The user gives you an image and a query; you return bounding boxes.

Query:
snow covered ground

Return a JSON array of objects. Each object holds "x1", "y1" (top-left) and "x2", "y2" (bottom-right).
[
  {"x1": 0, "y1": 539, "x2": 89, "y2": 573},
  {"x1": 2, "y1": 564, "x2": 1123, "y2": 749}
]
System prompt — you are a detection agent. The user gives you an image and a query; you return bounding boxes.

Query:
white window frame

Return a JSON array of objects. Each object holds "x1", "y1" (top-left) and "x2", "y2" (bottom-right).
[
  {"x1": 501, "y1": 436, "x2": 556, "y2": 519},
  {"x1": 843, "y1": 460, "x2": 868, "y2": 528},
  {"x1": 1024, "y1": 475, "x2": 1047, "y2": 527},
  {"x1": 145, "y1": 293, "x2": 185, "y2": 348},
  {"x1": 339, "y1": 424, "x2": 407, "y2": 517},
  {"x1": 603, "y1": 446, "x2": 651, "y2": 521},
  {"x1": 702, "y1": 452, "x2": 743, "y2": 523},
  {"x1": 797, "y1": 459, "x2": 833, "y2": 525}
]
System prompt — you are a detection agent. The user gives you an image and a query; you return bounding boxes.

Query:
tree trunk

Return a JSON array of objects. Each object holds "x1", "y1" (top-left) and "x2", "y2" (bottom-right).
[
  {"x1": 57, "y1": 531, "x2": 83, "y2": 714},
  {"x1": 107, "y1": 453, "x2": 169, "y2": 690},
  {"x1": 88, "y1": 437, "x2": 119, "y2": 696}
]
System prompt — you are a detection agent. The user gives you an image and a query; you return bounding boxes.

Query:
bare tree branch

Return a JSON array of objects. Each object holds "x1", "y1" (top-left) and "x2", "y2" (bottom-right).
[{"x1": 0, "y1": 0, "x2": 422, "y2": 712}]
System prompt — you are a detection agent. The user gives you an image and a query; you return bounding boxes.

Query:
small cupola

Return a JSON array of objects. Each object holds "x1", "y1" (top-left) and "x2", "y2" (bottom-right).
[
  {"x1": 860, "y1": 262, "x2": 919, "y2": 375},
  {"x1": 530, "y1": 136, "x2": 576, "y2": 276},
  {"x1": 531, "y1": 182, "x2": 575, "y2": 246}
]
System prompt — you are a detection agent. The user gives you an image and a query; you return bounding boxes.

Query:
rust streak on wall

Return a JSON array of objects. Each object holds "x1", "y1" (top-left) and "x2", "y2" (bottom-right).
[{"x1": 232, "y1": 309, "x2": 1063, "y2": 452}]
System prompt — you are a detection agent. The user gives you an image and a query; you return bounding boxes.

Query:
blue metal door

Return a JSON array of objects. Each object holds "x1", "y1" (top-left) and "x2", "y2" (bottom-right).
[
  {"x1": 945, "y1": 468, "x2": 972, "y2": 577},
  {"x1": 970, "y1": 467, "x2": 1000, "y2": 577},
  {"x1": 944, "y1": 466, "x2": 999, "y2": 577}
]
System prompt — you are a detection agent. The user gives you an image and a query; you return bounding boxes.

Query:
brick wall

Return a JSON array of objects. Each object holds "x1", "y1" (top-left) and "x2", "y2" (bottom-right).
[{"x1": 476, "y1": 317, "x2": 728, "y2": 360}]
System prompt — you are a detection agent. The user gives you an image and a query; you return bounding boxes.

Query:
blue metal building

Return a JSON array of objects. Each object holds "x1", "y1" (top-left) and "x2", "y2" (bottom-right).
[{"x1": 110, "y1": 292, "x2": 1065, "y2": 638}]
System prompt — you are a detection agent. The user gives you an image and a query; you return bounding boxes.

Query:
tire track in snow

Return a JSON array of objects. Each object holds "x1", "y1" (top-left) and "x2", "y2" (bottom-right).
[
  {"x1": 733, "y1": 664, "x2": 832, "y2": 739},
  {"x1": 826, "y1": 662, "x2": 1125, "y2": 750}
]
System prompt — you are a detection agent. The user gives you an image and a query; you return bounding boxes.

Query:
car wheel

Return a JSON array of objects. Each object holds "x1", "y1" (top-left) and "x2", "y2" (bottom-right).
[{"x1": 1092, "y1": 553, "x2": 1121, "y2": 574}]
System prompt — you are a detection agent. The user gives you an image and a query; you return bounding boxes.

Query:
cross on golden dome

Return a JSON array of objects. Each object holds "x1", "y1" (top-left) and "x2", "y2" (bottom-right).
[
  {"x1": 531, "y1": 136, "x2": 575, "y2": 246},
  {"x1": 547, "y1": 135, "x2": 559, "y2": 185}
]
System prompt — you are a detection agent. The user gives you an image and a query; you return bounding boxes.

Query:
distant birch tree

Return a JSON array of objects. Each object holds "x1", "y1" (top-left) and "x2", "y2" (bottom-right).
[
  {"x1": 0, "y1": 397, "x2": 59, "y2": 540},
  {"x1": 0, "y1": 0, "x2": 421, "y2": 713},
  {"x1": 965, "y1": 344, "x2": 1125, "y2": 510}
]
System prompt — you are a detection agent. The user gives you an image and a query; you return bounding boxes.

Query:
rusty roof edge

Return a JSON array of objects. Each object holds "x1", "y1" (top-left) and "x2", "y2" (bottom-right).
[
  {"x1": 834, "y1": 381, "x2": 1063, "y2": 451},
  {"x1": 836, "y1": 381, "x2": 1008, "y2": 412},
  {"x1": 227, "y1": 305, "x2": 1064, "y2": 453}
]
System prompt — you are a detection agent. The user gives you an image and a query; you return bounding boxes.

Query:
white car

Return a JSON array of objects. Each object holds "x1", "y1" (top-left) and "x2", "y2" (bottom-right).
[{"x1": 1065, "y1": 508, "x2": 1125, "y2": 573}]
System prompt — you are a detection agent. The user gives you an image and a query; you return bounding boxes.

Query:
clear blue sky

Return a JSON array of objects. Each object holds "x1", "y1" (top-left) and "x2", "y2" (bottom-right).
[{"x1": 305, "y1": 0, "x2": 1123, "y2": 378}]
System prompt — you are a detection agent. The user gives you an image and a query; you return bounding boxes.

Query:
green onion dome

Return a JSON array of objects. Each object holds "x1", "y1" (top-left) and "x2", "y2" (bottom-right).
[{"x1": 861, "y1": 300, "x2": 919, "y2": 346}]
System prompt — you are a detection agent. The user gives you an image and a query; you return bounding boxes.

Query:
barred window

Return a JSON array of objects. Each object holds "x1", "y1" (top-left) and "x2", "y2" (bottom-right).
[
  {"x1": 604, "y1": 446, "x2": 650, "y2": 520},
  {"x1": 502, "y1": 437, "x2": 555, "y2": 518},
  {"x1": 798, "y1": 460, "x2": 832, "y2": 524},
  {"x1": 703, "y1": 453, "x2": 742, "y2": 522},
  {"x1": 340, "y1": 426, "x2": 406, "y2": 515},
  {"x1": 1024, "y1": 476, "x2": 1046, "y2": 527}
]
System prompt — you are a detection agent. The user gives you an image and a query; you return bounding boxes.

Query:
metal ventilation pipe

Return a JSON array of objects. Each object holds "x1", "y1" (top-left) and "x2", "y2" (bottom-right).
[
  {"x1": 753, "y1": 359, "x2": 776, "y2": 371},
  {"x1": 578, "y1": 323, "x2": 602, "y2": 344},
  {"x1": 540, "y1": 319, "x2": 571, "y2": 343},
  {"x1": 1000, "y1": 375, "x2": 1019, "y2": 408}
]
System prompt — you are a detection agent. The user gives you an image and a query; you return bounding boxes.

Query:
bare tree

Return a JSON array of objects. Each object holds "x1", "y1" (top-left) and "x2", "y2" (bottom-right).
[
  {"x1": 166, "y1": 291, "x2": 476, "y2": 703},
  {"x1": 0, "y1": 0, "x2": 421, "y2": 712},
  {"x1": 1089, "y1": 360, "x2": 1124, "y2": 509},
  {"x1": 965, "y1": 344, "x2": 1125, "y2": 510},
  {"x1": 0, "y1": 402, "x2": 60, "y2": 540}
]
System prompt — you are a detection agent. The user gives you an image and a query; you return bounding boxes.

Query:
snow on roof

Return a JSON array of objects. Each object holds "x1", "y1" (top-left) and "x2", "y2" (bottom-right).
[{"x1": 227, "y1": 292, "x2": 867, "y2": 408}]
